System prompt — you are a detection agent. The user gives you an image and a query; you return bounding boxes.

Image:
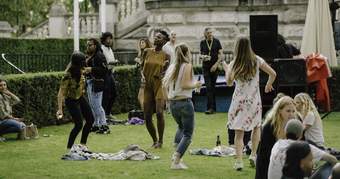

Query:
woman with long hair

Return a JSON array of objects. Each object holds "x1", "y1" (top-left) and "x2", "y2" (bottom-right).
[
  {"x1": 135, "y1": 38, "x2": 152, "y2": 109},
  {"x1": 163, "y1": 43, "x2": 202, "y2": 169},
  {"x1": 222, "y1": 36, "x2": 276, "y2": 171},
  {"x1": 294, "y1": 93, "x2": 325, "y2": 148},
  {"x1": 85, "y1": 38, "x2": 110, "y2": 134},
  {"x1": 255, "y1": 96, "x2": 296, "y2": 179},
  {"x1": 56, "y1": 52, "x2": 94, "y2": 154}
]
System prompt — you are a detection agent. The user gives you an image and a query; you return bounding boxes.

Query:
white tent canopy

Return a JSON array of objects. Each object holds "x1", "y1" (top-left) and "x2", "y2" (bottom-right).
[{"x1": 301, "y1": 0, "x2": 338, "y2": 66}]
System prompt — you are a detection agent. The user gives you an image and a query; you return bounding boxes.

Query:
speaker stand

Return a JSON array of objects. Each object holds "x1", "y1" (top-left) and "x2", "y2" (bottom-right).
[{"x1": 321, "y1": 111, "x2": 332, "y2": 120}]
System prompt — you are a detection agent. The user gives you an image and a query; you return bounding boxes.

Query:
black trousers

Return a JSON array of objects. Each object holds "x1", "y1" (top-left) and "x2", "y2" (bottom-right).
[
  {"x1": 65, "y1": 96, "x2": 94, "y2": 149},
  {"x1": 203, "y1": 69, "x2": 218, "y2": 111},
  {"x1": 102, "y1": 72, "x2": 117, "y2": 115},
  {"x1": 227, "y1": 128, "x2": 252, "y2": 146}
]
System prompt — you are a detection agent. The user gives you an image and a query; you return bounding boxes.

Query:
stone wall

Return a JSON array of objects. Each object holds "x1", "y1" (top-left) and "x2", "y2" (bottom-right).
[{"x1": 140, "y1": 0, "x2": 308, "y2": 52}]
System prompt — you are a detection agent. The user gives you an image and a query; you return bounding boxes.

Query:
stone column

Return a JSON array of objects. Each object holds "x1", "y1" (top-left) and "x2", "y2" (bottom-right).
[
  {"x1": 253, "y1": 0, "x2": 267, "y2": 5},
  {"x1": 284, "y1": 0, "x2": 308, "y2": 4},
  {"x1": 0, "y1": 21, "x2": 13, "y2": 37},
  {"x1": 138, "y1": 0, "x2": 145, "y2": 10},
  {"x1": 48, "y1": 2, "x2": 67, "y2": 38},
  {"x1": 267, "y1": 0, "x2": 282, "y2": 4},
  {"x1": 132, "y1": 0, "x2": 137, "y2": 13},
  {"x1": 105, "y1": 0, "x2": 119, "y2": 34}
]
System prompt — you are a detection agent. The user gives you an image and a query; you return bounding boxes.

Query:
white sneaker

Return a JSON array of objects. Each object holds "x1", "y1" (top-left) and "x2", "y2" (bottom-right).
[
  {"x1": 171, "y1": 161, "x2": 188, "y2": 170},
  {"x1": 234, "y1": 161, "x2": 244, "y2": 171},
  {"x1": 249, "y1": 155, "x2": 256, "y2": 168}
]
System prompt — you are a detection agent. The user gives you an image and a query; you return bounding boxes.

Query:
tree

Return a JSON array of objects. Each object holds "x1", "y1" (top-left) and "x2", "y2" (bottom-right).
[
  {"x1": 0, "y1": 0, "x2": 94, "y2": 35},
  {"x1": 0, "y1": 0, "x2": 54, "y2": 34}
]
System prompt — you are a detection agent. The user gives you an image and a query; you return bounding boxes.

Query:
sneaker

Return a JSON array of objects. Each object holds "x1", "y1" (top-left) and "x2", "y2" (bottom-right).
[
  {"x1": 96, "y1": 126, "x2": 110, "y2": 134},
  {"x1": 171, "y1": 161, "x2": 188, "y2": 170},
  {"x1": 0, "y1": 137, "x2": 5, "y2": 142},
  {"x1": 154, "y1": 142, "x2": 162, "y2": 149},
  {"x1": 205, "y1": 109, "x2": 215, "y2": 115},
  {"x1": 234, "y1": 161, "x2": 244, "y2": 171},
  {"x1": 91, "y1": 126, "x2": 100, "y2": 132},
  {"x1": 249, "y1": 155, "x2": 256, "y2": 168},
  {"x1": 171, "y1": 153, "x2": 183, "y2": 162}
]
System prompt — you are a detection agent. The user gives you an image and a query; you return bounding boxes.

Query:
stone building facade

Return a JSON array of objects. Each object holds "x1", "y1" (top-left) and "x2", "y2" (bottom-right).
[
  {"x1": 116, "y1": 0, "x2": 308, "y2": 51},
  {"x1": 19, "y1": 0, "x2": 310, "y2": 52}
]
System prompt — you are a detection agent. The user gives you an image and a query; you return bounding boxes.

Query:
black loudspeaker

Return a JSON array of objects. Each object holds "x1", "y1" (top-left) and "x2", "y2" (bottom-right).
[
  {"x1": 250, "y1": 15, "x2": 278, "y2": 62},
  {"x1": 274, "y1": 58, "x2": 307, "y2": 97},
  {"x1": 274, "y1": 58, "x2": 306, "y2": 86}
]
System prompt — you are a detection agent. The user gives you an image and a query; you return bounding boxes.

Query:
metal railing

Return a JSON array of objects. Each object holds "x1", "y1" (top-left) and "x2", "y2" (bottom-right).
[
  {"x1": 191, "y1": 51, "x2": 233, "y2": 66},
  {"x1": 0, "y1": 51, "x2": 234, "y2": 75},
  {"x1": 1, "y1": 53, "x2": 71, "y2": 74}
]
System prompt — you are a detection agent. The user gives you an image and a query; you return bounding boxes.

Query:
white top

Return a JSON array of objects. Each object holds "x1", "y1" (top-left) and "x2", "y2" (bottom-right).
[
  {"x1": 101, "y1": 45, "x2": 117, "y2": 70},
  {"x1": 303, "y1": 111, "x2": 325, "y2": 147},
  {"x1": 162, "y1": 41, "x2": 176, "y2": 64},
  {"x1": 268, "y1": 139, "x2": 326, "y2": 179},
  {"x1": 167, "y1": 64, "x2": 193, "y2": 99}
]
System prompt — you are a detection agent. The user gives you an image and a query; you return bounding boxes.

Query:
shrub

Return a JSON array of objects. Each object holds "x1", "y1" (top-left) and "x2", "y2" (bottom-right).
[
  {"x1": 3, "y1": 65, "x2": 141, "y2": 127},
  {"x1": 0, "y1": 38, "x2": 87, "y2": 54}
]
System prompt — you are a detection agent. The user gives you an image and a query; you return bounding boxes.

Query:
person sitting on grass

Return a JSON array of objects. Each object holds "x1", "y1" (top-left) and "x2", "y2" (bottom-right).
[
  {"x1": 281, "y1": 141, "x2": 314, "y2": 179},
  {"x1": 294, "y1": 93, "x2": 325, "y2": 149},
  {"x1": 0, "y1": 78, "x2": 27, "y2": 141},
  {"x1": 255, "y1": 96, "x2": 296, "y2": 179},
  {"x1": 268, "y1": 119, "x2": 337, "y2": 179}
]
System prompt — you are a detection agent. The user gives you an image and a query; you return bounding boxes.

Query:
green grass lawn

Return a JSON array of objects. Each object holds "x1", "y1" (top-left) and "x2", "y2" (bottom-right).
[{"x1": 1, "y1": 112, "x2": 339, "y2": 179}]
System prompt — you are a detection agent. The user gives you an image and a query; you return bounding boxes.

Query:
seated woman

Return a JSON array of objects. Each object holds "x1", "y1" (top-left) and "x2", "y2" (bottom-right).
[
  {"x1": 0, "y1": 78, "x2": 26, "y2": 140},
  {"x1": 294, "y1": 93, "x2": 325, "y2": 149},
  {"x1": 255, "y1": 96, "x2": 296, "y2": 179}
]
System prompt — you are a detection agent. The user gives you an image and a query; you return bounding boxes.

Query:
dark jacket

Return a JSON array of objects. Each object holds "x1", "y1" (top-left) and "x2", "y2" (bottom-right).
[
  {"x1": 86, "y1": 51, "x2": 108, "y2": 80},
  {"x1": 255, "y1": 122, "x2": 277, "y2": 179}
]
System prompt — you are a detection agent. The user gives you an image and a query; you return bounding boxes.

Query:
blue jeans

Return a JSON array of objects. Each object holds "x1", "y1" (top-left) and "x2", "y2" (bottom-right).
[
  {"x1": 0, "y1": 119, "x2": 26, "y2": 136},
  {"x1": 87, "y1": 80, "x2": 107, "y2": 127},
  {"x1": 310, "y1": 162, "x2": 333, "y2": 179},
  {"x1": 170, "y1": 99, "x2": 195, "y2": 157}
]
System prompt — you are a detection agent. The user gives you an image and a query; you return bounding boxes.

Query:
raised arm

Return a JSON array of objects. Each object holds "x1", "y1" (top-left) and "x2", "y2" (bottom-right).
[{"x1": 222, "y1": 61, "x2": 234, "y2": 86}]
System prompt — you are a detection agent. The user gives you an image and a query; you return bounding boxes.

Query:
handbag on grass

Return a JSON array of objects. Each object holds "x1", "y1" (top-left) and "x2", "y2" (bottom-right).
[{"x1": 26, "y1": 123, "x2": 39, "y2": 139}]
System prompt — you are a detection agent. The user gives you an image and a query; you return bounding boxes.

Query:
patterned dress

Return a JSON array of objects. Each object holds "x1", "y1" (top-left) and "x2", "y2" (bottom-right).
[{"x1": 227, "y1": 56, "x2": 265, "y2": 131}]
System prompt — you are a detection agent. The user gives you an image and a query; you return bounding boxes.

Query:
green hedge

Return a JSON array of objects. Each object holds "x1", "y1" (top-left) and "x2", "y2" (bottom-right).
[
  {"x1": 3, "y1": 65, "x2": 141, "y2": 127},
  {"x1": 0, "y1": 38, "x2": 88, "y2": 54},
  {"x1": 2, "y1": 66, "x2": 340, "y2": 127}
]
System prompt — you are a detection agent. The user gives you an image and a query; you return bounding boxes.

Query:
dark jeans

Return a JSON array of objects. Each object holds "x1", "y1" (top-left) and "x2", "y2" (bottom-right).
[
  {"x1": 170, "y1": 99, "x2": 195, "y2": 157},
  {"x1": 65, "y1": 96, "x2": 94, "y2": 149},
  {"x1": 228, "y1": 128, "x2": 251, "y2": 146},
  {"x1": 102, "y1": 72, "x2": 117, "y2": 116},
  {"x1": 0, "y1": 119, "x2": 25, "y2": 136},
  {"x1": 203, "y1": 69, "x2": 218, "y2": 111},
  {"x1": 310, "y1": 162, "x2": 333, "y2": 179}
]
